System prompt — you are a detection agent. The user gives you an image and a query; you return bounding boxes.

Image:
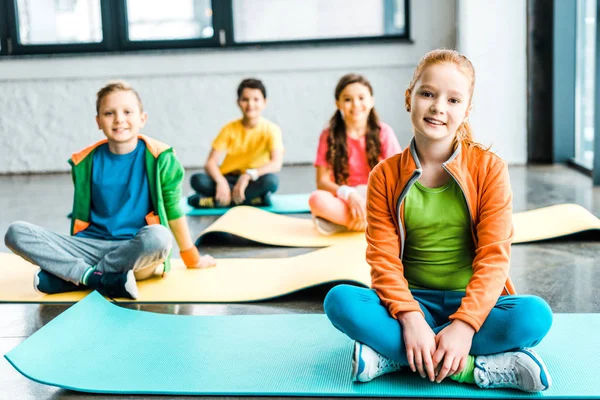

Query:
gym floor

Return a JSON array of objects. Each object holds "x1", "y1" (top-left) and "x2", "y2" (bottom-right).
[{"x1": 1, "y1": 164, "x2": 599, "y2": 400}]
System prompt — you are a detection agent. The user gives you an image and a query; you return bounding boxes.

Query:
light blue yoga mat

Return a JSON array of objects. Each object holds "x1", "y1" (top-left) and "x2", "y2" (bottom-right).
[
  {"x1": 5, "y1": 292, "x2": 596, "y2": 397},
  {"x1": 182, "y1": 193, "x2": 310, "y2": 216}
]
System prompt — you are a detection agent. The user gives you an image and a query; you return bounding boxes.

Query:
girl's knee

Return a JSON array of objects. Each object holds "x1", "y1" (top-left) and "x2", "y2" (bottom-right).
[
  {"x1": 511, "y1": 296, "x2": 553, "y2": 344},
  {"x1": 324, "y1": 284, "x2": 347, "y2": 316},
  {"x1": 324, "y1": 284, "x2": 369, "y2": 324},
  {"x1": 309, "y1": 190, "x2": 333, "y2": 213},
  {"x1": 524, "y1": 296, "x2": 553, "y2": 333}
]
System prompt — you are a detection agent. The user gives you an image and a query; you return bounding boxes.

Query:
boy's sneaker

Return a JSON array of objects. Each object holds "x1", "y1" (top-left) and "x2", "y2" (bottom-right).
[
  {"x1": 262, "y1": 191, "x2": 273, "y2": 207},
  {"x1": 34, "y1": 268, "x2": 80, "y2": 294},
  {"x1": 248, "y1": 191, "x2": 273, "y2": 207},
  {"x1": 313, "y1": 216, "x2": 347, "y2": 236},
  {"x1": 188, "y1": 194, "x2": 215, "y2": 209},
  {"x1": 86, "y1": 270, "x2": 139, "y2": 300},
  {"x1": 352, "y1": 341, "x2": 402, "y2": 383},
  {"x1": 474, "y1": 348, "x2": 552, "y2": 392}
]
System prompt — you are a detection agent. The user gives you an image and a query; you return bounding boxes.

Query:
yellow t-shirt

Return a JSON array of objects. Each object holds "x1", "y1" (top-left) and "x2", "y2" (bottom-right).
[{"x1": 213, "y1": 118, "x2": 284, "y2": 175}]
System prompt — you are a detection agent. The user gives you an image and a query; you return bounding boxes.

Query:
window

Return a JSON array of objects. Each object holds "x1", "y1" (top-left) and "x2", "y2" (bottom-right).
[
  {"x1": 574, "y1": 0, "x2": 596, "y2": 169},
  {"x1": 0, "y1": 0, "x2": 410, "y2": 56},
  {"x1": 126, "y1": 0, "x2": 213, "y2": 41},
  {"x1": 15, "y1": 0, "x2": 102, "y2": 45},
  {"x1": 232, "y1": 0, "x2": 406, "y2": 43}
]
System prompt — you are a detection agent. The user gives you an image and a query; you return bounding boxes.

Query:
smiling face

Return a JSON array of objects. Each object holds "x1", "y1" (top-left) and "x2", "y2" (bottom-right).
[
  {"x1": 96, "y1": 90, "x2": 147, "y2": 148},
  {"x1": 408, "y1": 63, "x2": 472, "y2": 146},
  {"x1": 335, "y1": 82, "x2": 374, "y2": 127},
  {"x1": 237, "y1": 88, "x2": 266, "y2": 122}
]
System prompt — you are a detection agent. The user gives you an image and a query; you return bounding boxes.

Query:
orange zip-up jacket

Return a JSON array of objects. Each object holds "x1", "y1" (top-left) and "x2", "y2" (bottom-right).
[{"x1": 366, "y1": 139, "x2": 516, "y2": 332}]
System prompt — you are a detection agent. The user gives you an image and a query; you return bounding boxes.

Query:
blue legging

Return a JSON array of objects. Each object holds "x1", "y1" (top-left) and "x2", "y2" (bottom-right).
[{"x1": 324, "y1": 285, "x2": 553, "y2": 365}]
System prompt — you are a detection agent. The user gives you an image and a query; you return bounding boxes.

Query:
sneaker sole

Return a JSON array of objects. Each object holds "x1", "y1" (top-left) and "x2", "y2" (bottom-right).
[
  {"x1": 351, "y1": 341, "x2": 360, "y2": 382},
  {"x1": 33, "y1": 268, "x2": 42, "y2": 294},
  {"x1": 352, "y1": 341, "x2": 372, "y2": 383},
  {"x1": 313, "y1": 217, "x2": 333, "y2": 236},
  {"x1": 518, "y1": 348, "x2": 552, "y2": 391},
  {"x1": 124, "y1": 270, "x2": 139, "y2": 300}
]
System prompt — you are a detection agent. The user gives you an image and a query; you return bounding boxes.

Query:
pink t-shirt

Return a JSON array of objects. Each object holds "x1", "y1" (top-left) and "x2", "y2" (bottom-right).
[{"x1": 314, "y1": 122, "x2": 402, "y2": 187}]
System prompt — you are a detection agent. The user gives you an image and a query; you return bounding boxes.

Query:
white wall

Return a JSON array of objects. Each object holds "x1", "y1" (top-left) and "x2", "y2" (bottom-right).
[
  {"x1": 456, "y1": 0, "x2": 527, "y2": 164},
  {"x1": 0, "y1": 0, "x2": 456, "y2": 174}
]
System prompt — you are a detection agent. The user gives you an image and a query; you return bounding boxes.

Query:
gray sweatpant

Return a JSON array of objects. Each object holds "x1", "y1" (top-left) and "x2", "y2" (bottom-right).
[{"x1": 4, "y1": 221, "x2": 173, "y2": 285}]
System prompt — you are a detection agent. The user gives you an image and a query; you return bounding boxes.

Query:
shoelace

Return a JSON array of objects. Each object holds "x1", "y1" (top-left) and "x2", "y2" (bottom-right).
[
  {"x1": 377, "y1": 355, "x2": 400, "y2": 373},
  {"x1": 485, "y1": 366, "x2": 518, "y2": 386}
]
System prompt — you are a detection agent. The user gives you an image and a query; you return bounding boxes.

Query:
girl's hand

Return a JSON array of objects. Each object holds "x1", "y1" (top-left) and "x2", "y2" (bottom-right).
[
  {"x1": 215, "y1": 179, "x2": 232, "y2": 206},
  {"x1": 432, "y1": 320, "x2": 475, "y2": 383},
  {"x1": 399, "y1": 311, "x2": 437, "y2": 381},
  {"x1": 232, "y1": 174, "x2": 250, "y2": 204},
  {"x1": 188, "y1": 254, "x2": 217, "y2": 269},
  {"x1": 347, "y1": 191, "x2": 367, "y2": 231}
]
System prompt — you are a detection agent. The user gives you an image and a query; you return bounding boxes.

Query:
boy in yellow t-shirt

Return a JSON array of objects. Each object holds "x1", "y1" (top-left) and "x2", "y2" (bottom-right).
[{"x1": 188, "y1": 78, "x2": 284, "y2": 208}]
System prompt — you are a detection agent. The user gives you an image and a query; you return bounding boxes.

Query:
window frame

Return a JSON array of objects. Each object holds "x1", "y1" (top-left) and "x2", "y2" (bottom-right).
[
  {"x1": 0, "y1": 0, "x2": 410, "y2": 56},
  {"x1": 0, "y1": 2, "x2": 7, "y2": 55}
]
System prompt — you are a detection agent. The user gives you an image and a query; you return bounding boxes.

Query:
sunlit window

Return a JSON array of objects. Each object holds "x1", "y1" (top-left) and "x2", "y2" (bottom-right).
[
  {"x1": 16, "y1": 0, "x2": 102, "y2": 45},
  {"x1": 126, "y1": 0, "x2": 213, "y2": 41},
  {"x1": 233, "y1": 0, "x2": 406, "y2": 43}
]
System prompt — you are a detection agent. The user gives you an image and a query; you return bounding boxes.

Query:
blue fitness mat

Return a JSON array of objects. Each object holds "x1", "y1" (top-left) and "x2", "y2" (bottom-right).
[
  {"x1": 5, "y1": 292, "x2": 597, "y2": 398},
  {"x1": 182, "y1": 193, "x2": 310, "y2": 216}
]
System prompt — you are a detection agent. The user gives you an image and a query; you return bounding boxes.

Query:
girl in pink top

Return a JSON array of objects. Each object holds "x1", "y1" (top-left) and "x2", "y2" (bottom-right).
[{"x1": 310, "y1": 74, "x2": 402, "y2": 234}]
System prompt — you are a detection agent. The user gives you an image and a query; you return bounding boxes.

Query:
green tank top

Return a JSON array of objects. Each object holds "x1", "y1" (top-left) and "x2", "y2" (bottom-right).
[{"x1": 403, "y1": 179, "x2": 474, "y2": 291}]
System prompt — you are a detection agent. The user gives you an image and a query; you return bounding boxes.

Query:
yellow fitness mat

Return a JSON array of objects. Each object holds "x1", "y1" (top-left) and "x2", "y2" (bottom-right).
[
  {"x1": 512, "y1": 203, "x2": 600, "y2": 243},
  {"x1": 0, "y1": 240, "x2": 370, "y2": 303},
  {"x1": 196, "y1": 206, "x2": 364, "y2": 247},
  {"x1": 196, "y1": 203, "x2": 600, "y2": 246}
]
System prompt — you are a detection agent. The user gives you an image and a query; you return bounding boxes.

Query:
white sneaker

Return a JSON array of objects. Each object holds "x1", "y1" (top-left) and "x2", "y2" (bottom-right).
[
  {"x1": 474, "y1": 348, "x2": 552, "y2": 392},
  {"x1": 313, "y1": 216, "x2": 347, "y2": 236},
  {"x1": 33, "y1": 268, "x2": 42, "y2": 294},
  {"x1": 351, "y1": 341, "x2": 402, "y2": 383}
]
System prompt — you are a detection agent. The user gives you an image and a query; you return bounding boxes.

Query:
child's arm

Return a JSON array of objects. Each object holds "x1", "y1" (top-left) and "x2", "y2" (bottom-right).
[
  {"x1": 314, "y1": 126, "x2": 362, "y2": 198},
  {"x1": 232, "y1": 149, "x2": 283, "y2": 204},
  {"x1": 243, "y1": 124, "x2": 284, "y2": 181},
  {"x1": 366, "y1": 164, "x2": 416, "y2": 313},
  {"x1": 204, "y1": 148, "x2": 227, "y2": 183},
  {"x1": 315, "y1": 165, "x2": 340, "y2": 195},
  {"x1": 316, "y1": 166, "x2": 366, "y2": 230},
  {"x1": 159, "y1": 151, "x2": 216, "y2": 271},
  {"x1": 253, "y1": 149, "x2": 283, "y2": 176},
  {"x1": 168, "y1": 216, "x2": 216, "y2": 269}
]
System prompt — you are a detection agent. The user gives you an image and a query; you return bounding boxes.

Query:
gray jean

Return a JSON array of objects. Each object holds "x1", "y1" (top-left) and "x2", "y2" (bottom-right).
[{"x1": 4, "y1": 221, "x2": 173, "y2": 284}]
